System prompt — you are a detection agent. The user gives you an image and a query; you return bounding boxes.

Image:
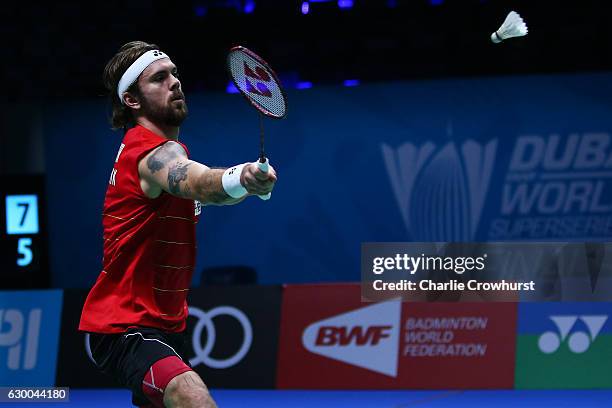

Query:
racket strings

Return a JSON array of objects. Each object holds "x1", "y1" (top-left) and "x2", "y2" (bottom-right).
[{"x1": 228, "y1": 51, "x2": 287, "y2": 118}]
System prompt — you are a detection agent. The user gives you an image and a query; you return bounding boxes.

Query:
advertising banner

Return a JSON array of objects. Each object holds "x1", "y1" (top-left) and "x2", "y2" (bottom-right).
[
  {"x1": 515, "y1": 302, "x2": 612, "y2": 388},
  {"x1": 0, "y1": 290, "x2": 62, "y2": 386},
  {"x1": 185, "y1": 285, "x2": 282, "y2": 388},
  {"x1": 56, "y1": 286, "x2": 282, "y2": 389},
  {"x1": 277, "y1": 284, "x2": 517, "y2": 389}
]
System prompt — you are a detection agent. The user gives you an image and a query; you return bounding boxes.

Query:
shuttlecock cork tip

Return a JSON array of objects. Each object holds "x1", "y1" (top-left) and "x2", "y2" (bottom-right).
[{"x1": 491, "y1": 10, "x2": 528, "y2": 44}]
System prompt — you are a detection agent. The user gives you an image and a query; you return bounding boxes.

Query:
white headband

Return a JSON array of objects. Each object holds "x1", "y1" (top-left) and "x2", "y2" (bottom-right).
[{"x1": 117, "y1": 50, "x2": 169, "y2": 104}]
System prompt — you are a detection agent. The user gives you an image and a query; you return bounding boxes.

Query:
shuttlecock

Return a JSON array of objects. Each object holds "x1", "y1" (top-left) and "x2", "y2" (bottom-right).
[{"x1": 491, "y1": 11, "x2": 528, "y2": 43}]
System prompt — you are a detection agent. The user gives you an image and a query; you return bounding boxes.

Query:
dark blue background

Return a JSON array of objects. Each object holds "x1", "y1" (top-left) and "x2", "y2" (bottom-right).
[{"x1": 44, "y1": 73, "x2": 612, "y2": 287}]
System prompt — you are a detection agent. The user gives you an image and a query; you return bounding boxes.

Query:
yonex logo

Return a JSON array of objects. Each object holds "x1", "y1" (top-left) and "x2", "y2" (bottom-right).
[
  {"x1": 538, "y1": 315, "x2": 608, "y2": 354},
  {"x1": 243, "y1": 61, "x2": 272, "y2": 97},
  {"x1": 244, "y1": 62, "x2": 271, "y2": 82}
]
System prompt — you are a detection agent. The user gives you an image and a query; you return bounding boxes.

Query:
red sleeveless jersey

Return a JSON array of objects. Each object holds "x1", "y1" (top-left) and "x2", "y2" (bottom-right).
[{"x1": 79, "y1": 125, "x2": 201, "y2": 333}]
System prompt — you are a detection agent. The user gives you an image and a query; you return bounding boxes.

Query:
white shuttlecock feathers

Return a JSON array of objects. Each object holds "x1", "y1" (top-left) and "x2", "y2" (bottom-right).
[{"x1": 491, "y1": 11, "x2": 528, "y2": 43}]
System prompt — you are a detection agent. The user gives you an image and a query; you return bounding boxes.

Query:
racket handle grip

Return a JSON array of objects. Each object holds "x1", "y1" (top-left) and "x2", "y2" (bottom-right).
[
  {"x1": 257, "y1": 158, "x2": 271, "y2": 200},
  {"x1": 258, "y1": 158, "x2": 269, "y2": 173}
]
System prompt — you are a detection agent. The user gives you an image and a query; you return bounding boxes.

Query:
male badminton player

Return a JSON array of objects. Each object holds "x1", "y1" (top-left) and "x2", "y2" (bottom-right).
[{"x1": 79, "y1": 41, "x2": 277, "y2": 408}]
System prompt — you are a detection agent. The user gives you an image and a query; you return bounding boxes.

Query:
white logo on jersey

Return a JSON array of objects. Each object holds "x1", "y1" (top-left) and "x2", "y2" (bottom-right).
[
  {"x1": 115, "y1": 143, "x2": 126, "y2": 163},
  {"x1": 195, "y1": 200, "x2": 202, "y2": 216},
  {"x1": 109, "y1": 168, "x2": 118, "y2": 186}
]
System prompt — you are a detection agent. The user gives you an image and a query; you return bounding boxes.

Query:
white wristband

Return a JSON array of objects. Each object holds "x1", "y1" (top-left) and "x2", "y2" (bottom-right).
[{"x1": 222, "y1": 163, "x2": 248, "y2": 198}]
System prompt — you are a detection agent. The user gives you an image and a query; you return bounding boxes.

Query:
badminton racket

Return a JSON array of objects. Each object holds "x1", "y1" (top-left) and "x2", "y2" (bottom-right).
[{"x1": 227, "y1": 46, "x2": 287, "y2": 200}]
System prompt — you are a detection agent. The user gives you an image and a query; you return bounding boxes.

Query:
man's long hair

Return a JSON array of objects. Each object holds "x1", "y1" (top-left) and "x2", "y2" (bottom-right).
[{"x1": 103, "y1": 41, "x2": 159, "y2": 130}]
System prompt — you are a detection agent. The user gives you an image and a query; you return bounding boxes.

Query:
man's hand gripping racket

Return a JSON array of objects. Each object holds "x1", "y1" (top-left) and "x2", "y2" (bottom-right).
[{"x1": 227, "y1": 46, "x2": 287, "y2": 200}]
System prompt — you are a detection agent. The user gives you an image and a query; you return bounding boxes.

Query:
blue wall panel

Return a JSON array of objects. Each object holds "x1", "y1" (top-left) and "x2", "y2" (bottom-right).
[{"x1": 44, "y1": 73, "x2": 612, "y2": 287}]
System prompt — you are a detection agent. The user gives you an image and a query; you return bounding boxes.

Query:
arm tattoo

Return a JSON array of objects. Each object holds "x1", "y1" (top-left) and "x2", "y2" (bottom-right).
[
  {"x1": 168, "y1": 162, "x2": 191, "y2": 195},
  {"x1": 196, "y1": 169, "x2": 233, "y2": 204},
  {"x1": 146, "y1": 142, "x2": 185, "y2": 174}
]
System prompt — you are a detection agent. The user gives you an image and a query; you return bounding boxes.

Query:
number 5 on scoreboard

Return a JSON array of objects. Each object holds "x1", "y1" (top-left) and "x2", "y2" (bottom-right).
[{"x1": 17, "y1": 238, "x2": 33, "y2": 267}]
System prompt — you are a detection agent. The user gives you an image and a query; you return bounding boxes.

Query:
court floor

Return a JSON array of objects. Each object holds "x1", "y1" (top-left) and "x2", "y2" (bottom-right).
[{"x1": 2, "y1": 389, "x2": 610, "y2": 407}]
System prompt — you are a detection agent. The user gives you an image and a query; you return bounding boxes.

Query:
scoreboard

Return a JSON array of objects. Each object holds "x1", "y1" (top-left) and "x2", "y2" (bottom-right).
[{"x1": 0, "y1": 175, "x2": 49, "y2": 288}]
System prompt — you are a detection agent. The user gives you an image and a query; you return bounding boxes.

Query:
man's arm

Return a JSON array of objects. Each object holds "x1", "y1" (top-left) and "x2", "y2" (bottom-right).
[{"x1": 138, "y1": 141, "x2": 276, "y2": 205}]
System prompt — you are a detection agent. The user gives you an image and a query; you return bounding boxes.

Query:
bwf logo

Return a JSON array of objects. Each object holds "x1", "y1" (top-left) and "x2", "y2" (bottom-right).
[
  {"x1": 0, "y1": 309, "x2": 42, "y2": 370},
  {"x1": 302, "y1": 299, "x2": 401, "y2": 377},
  {"x1": 315, "y1": 326, "x2": 393, "y2": 346},
  {"x1": 538, "y1": 315, "x2": 607, "y2": 354},
  {"x1": 381, "y1": 140, "x2": 497, "y2": 240}
]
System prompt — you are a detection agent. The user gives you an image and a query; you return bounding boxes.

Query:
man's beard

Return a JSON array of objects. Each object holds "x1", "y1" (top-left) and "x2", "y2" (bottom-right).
[{"x1": 141, "y1": 97, "x2": 188, "y2": 127}]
